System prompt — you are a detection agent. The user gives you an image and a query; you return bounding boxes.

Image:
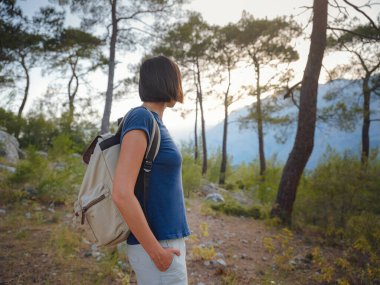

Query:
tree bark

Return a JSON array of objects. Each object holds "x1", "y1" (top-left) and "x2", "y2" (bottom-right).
[
  {"x1": 361, "y1": 76, "x2": 370, "y2": 165},
  {"x1": 100, "y1": 0, "x2": 118, "y2": 134},
  {"x1": 253, "y1": 59, "x2": 266, "y2": 177},
  {"x1": 17, "y1": 54, "x2": 29, "y2": 118},
  {"x1": 194, "y1": 94, "x2": 199, "y2": 161},
  {"x1": 271, "y1": 0, "x2": 328, "y2": 225},
  {"x1": 219, "y1": 66, "x2": 231, "y2": 185},
  {"x1": 196, "y1": 58, "x2": 207, "y2": 175},
  {"x1": 68, "y1": 58, "x2": 79, "y2": 128}
]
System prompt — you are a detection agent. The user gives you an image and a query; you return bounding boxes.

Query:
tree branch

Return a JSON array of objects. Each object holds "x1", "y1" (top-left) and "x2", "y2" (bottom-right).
[
  {"x1": 117, "y1": 4, "x2": 174, "y2": 22},
  {"x1": 342, "y1": 0, "x2": 379, "y2": 31},
  {"x1": 327, "y1": 26, "x2": 380, "y2": 41}
]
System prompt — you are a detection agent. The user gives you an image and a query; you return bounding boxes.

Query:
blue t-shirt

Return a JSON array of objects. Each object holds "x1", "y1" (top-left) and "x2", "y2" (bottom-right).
[{"x1": 120, "y1": 106, "x2": 191, "y2": 245}]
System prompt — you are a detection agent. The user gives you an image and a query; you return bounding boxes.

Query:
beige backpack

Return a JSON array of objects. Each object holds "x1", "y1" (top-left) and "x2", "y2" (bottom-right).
[{"x1": 73, "y1": 108, "x2": 160, "y2": 247}]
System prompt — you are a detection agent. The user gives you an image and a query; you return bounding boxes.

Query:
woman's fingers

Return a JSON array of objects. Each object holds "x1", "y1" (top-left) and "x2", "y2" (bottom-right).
[
  {"x1": 168, "y1": 247, "x2": 181, "y2": 256},
  {"x1": 154, "y1": 247, "x2": 181, "y2": 271}
]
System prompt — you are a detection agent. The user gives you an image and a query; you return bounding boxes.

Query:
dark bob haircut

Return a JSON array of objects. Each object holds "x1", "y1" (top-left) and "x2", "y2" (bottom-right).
[{"x1": 139, "y1": 55, "x2": 184, "y2": 103}]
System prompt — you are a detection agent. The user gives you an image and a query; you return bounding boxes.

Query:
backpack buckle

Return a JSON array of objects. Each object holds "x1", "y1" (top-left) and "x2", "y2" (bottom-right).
[{"x1": 143, "y1": 160, "x2": 153, "y2": 173}]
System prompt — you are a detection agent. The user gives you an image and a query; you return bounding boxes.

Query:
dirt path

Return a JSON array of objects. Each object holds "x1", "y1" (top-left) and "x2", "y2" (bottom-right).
[
  {"x1": 185, "y1": 198, "x2": 317, "y2": 285},
  {"x1": 0, "y1": 198, "x2": 322, "y2": 285}
]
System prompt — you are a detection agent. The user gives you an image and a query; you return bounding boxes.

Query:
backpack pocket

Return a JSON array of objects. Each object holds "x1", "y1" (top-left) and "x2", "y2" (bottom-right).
[{"x1": 74, "y1": 184, "x2": 129, "y2": 246}]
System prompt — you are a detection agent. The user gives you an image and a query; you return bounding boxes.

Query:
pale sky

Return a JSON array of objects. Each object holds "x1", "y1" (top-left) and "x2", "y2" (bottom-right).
[{"x1": 8, "y1": 0, "x2": 379, "y2": 142}]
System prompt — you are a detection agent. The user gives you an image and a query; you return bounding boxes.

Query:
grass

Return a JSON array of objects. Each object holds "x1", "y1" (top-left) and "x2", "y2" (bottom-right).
[{"x1": 0, "y1": 201, "x2": 131, "y2": 285}]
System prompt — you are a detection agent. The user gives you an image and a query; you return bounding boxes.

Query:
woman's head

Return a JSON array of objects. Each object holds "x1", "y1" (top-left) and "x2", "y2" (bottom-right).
[{"x1": 139, "y1": 55, "x2": 184, "y2": 104}]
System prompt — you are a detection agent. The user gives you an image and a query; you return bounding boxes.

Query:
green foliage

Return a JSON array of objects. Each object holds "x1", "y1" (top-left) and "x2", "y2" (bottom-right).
[
  {"x1": 0, "y1": 108, "x2": 25, "y2": 135},
  {"x1": 206, "y1": 149, "x2": 233, "y2": 184},
  {"x1": 8, "y1": 146, "x2": 49, "y2": 185},
  {"x1": 294, "y1": 148, "x2": 380, "y2": 233},
  {"x1": 0, "y1": 108, "x2": 92, "y2": 154},
  {"x1": 19, "y1": 112, "x2": 59, "y2": 150},
  {"x1": 6, "y1": 145, "x2": 84, "y2": 205},
  {"x1": 181, "y1": 149, "x2": 202, "y2": 197},
  {"x1": 226, "y1": 157, "x2": 282, "y2": 204},
  {"x1": 292, "y1": 149, "x2": 380, "y2": 284},
  {"x1": 210, "y1": 197, "x2": 261, "y2": 219},
  {"x1": 48, "y1": 134, "x2": 77, "y2": 159}
]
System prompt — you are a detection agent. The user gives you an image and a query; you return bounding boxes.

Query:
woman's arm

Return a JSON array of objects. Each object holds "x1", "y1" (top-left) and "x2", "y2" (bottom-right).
[{"x1": 112, "y1": 129, "x2": 179, "y2": 271}]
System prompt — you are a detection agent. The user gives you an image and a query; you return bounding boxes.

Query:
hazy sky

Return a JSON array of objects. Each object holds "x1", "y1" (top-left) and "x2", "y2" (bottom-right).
[{"x1": 11, "y1": 0, "x2": 379, "y2": 142}]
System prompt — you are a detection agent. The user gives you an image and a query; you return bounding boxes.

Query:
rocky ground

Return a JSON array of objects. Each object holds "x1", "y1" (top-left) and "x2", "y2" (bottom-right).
[{"x1": 0, "y1": 195, "x2": 335, "y2": 285}]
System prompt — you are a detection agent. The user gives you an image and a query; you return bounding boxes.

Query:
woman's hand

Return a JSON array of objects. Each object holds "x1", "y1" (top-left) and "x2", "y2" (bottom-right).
[{"x1": 151, "y1": 247, "x2": 181, "y2": 272}]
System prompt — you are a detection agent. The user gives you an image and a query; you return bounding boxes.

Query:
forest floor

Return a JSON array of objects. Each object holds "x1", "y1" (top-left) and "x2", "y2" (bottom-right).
[{"x1": 0, "y1": 196, "x2": 340, "y2": 285}]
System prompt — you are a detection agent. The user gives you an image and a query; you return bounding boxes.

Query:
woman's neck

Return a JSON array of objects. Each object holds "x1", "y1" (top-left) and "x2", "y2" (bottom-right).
[{"x1": 142, "y1": 102, "x2": 166, "y2": 119}]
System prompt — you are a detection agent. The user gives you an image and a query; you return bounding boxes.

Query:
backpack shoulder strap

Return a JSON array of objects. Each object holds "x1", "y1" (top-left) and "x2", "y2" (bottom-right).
[{"x1": 143, "y1": 111, "x2": 160, "y2": 172}]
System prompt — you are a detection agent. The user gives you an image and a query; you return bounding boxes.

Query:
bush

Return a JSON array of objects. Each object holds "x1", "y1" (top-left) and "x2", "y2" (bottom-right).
[
  {"x1": 8, "y1": 146, "x2": 48, "y2": 185},
  {"x1": 6, "y1": 146, "x2": 84, "y2": 205},
  {"x1": 210, "y1": 198, "x2": 261, "y2": 219},
  {"x1": 181, "y1": 144, "x2": 202, "y2": 197},
  {"x1": 292, "y1": 149, "x2": 380, "y2": 285},
  {"x1": 205, "y1": 149, "x2": 233, "y2": 184},
  {"x1": 294, "y1": 149, "x2": 380, "y2": 233}
]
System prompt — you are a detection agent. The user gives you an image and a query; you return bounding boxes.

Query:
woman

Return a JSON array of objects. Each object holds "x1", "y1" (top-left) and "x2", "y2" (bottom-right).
[{"x1": 112, "y1": 55, "x2": 191, "y2": 285}]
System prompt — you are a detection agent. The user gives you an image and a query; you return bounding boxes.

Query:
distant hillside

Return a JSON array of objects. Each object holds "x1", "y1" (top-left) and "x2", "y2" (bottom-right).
[{"x1": 206, "y1": 79, "x2": 380, "y2": 169}]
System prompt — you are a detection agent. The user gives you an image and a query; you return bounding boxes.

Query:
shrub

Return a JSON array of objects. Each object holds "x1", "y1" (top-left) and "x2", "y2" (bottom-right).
[
  {"x1": 181, "y1": 147, "x2": 202, "y2": 197},
  {"x1": 294, "y1": 149, "x2": 380, "y2": 233},
  {"x1": 7, "y1": 146, "x2": 84, "y2": 205},
  {"x1": 211, "y1": 198, "x2": 261, "y2": 219}
]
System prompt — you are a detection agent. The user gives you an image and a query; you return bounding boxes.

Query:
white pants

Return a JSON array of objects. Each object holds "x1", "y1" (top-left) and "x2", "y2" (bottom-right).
[{"x1": 127, "y1": 238, "x2": 188, "y2": 285}]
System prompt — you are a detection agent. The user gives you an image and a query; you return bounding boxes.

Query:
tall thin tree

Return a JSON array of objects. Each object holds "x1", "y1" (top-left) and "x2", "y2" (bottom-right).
[
  {"x1": 235, "y1": 13, "x2": 300, "y2": 176},
  {"x1": 68, "y1": 0, "x2": 184, "y2": 134},
  {"x1": 271, "y1": 0, "x2": 328, "y2": 225}
]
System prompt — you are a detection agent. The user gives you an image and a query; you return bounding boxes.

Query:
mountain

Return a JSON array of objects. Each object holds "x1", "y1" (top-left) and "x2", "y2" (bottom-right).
[{"x1": 206, "y1": 79, "x2": 380, "y2": 169}]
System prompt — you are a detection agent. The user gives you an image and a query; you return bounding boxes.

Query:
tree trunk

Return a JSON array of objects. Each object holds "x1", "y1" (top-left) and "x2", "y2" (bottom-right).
[
  {"x1": 219, "y1": 99, "x2": 228, "y2": 185},
  {"x1": 196, "y1": 59, "x2": 207, "y2": 175},
  {"x1": 219, "y1": 66, "x2": 231, "y2": 185},
  {"x1": 270, "y1": 0, "x2": 328, "y2": 225},
  {"x1": 100, "y1": 0, "x2": 117, "y2": 134},
  {"x1": 68, "y1": 58, "x2": 79, "y2": 128},
  {"x1": 361, "y1": 76, "x2": 370, "y2": 165},
  {"x1": 253, "y1": 60, "x2": 266, "y2": 177},
  {"x1": 194, "y1": 94, "x2": 199, "y2": 161},
  {"x1": 17, "y1": 54, "x2": 29, "y2": 118}
]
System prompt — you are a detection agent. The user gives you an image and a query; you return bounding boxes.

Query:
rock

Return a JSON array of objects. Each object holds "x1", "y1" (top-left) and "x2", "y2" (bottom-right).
[
  {"x1": 216, "y1": 259, "x2": 227, "y2": 266},
  {"x1": 117, "y1": 242, "x2": 127, "y2": 257},
  {"x1": 24, "y1": 186, "x2": 38, "y2": 198},
  {"x1": 117, "y1": 260, "x2": 129, "y2": 272},
  {"x1": 229, "y1": 191, "x2": 252, "y2": 205},
  {"x1": 36, "y1": 151, "x2": 48, "y2": 158},
  {"x1": 0, "y1": 208, "x2": 6, "y2": 214},
  {"x1": 0, "y1": 130, "x2": 21, "y2": 164},
  {"x1": 205, "y1": 193, "x2": 224, "y2": 203},
  {"x1": 84, "y1": 252, "x2": 92, "y2": 258},
  {"x1": 203, "y1": 261, "x2": 210, "y2": 266},
  {"x1": 197, "y1": 283, "x2": 206, "y2": 285},
  {"x1": 70, "y1": 153, "x2": 82, "y2": 158},
  {"x1": 25, "y1": 212, "x2": 32, "y2": 219},
  {"x1": 202, "y1": 183, "x2": 220, "y2": 195},
  {"x1": 0, "y1": 163, "x2": 15, "y2": 173},
  {"x1": 82, "y1": 238, "x2": 91, "y2": 245},
  {"x1": 216, "y1": 252, "x2": 224, "y2": 258},
  {"x1": 53, "y1": 162, "x2": 66, "y2": 171}
]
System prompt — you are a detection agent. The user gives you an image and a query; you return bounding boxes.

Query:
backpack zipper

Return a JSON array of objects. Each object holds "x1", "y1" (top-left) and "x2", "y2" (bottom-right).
[{"x1": 81, "y1": 194, "x2": 106, "y2": 225}]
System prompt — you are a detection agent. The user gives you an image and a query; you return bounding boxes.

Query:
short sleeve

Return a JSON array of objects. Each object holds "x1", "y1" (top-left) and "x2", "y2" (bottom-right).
[{"x1": 120, "y1": 107, "x2": 153, "y2": 144}]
